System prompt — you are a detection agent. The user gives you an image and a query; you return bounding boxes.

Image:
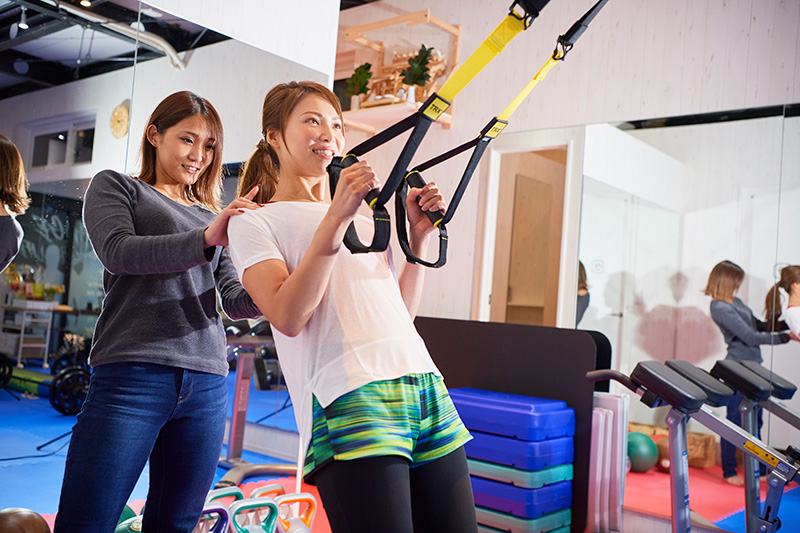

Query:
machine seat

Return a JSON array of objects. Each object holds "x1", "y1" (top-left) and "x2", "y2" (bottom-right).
[
  {"x1": 665, "y1": 360, "x2": 735, "y2": 408},
  {"x1": 710, "y1": 360, "x2": 771, "y2": 402},
  {"x1": 630, "y1": 361, "x2": 707, "y2": 414},
  {"x1": 740, "y1": 361, "x2": 796, "y2": 400}
]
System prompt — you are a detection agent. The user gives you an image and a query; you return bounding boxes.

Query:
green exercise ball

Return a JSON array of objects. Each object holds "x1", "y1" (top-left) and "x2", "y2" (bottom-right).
[
  {"x1": 627, "y1": 432, "x2": 658, "y2": 473},
  {"x1": 0, "y1": 507, "x2": 50, "y2": 533}
]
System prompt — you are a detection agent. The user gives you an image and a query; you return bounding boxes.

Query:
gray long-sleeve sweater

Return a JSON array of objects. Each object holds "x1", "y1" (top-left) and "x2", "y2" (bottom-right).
[
  {"x1": 710, "y1": 297, "x2": 790, "y2": 363},
  {"x1": 83, "y1": 170, "x2": 261, "y2": 375},
  {"x1": 0, "y1": 215, "x2": 23, "y2": 273}
]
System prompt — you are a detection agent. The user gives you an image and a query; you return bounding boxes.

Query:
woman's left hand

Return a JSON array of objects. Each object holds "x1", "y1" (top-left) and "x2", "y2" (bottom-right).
[
  {"x1": 405, "y1": 182, "x2": 446, "y2": 242},
  {"x1": 204, "y1": 185, "x2": 261, "y2": 247}
]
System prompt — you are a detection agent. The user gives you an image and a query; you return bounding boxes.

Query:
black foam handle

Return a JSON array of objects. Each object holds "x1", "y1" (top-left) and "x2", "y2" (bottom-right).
[{"x1": 405, "y1": 171, "x2": 445, "y2": 226}]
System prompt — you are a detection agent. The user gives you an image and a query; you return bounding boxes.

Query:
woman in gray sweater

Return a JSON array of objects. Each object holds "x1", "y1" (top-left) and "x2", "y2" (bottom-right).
[
  {"x1": 0, "y1": 134, "x2": 29, "y2": 273},
  {"x1": 54, "y1": 91, "x2": 261, "y2": 532},
  {"x1": 704, "y1": 260, "x2": 791, "y2": 485}
]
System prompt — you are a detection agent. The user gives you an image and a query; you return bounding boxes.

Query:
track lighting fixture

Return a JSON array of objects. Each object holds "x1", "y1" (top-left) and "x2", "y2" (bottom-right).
[
  {"x1": 18, "y1": 6, "x2": 28, "y2": 30},
  {"x1": 80, "y1": 0, "x2": 92, "y2": 6}
]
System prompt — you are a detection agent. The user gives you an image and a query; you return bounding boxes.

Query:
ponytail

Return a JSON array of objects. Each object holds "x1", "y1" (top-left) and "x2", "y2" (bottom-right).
[
  {"x1": 238, "y1": 138, "x2": 279, "y2": 204},
  {"x1": 764, "y1": 283, "x2": 783, "y2": 332}
]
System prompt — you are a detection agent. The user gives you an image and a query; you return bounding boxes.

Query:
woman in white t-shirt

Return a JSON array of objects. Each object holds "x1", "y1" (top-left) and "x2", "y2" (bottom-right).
[
  {"x1": 765, "y1": 265, "x2": 800, "y2": 337},
  {"x1": 227, "y1": 81, "x2": 476, "y2": 533}
]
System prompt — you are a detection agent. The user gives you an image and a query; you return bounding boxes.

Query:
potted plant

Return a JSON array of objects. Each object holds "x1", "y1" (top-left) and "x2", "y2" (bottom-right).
[
  {"x1": 401, "y1": 44, "x2": 434, "y2": 103},
  {"x1": 345, "y1": 62, "x2": 372, "y2": 110}
]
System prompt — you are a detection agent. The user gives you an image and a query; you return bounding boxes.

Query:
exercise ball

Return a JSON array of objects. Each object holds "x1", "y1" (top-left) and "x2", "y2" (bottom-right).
[
  {"x1": 655, "y1": 436, "x2": 670, "y2": 473},
  {"x1": 627, "y1": 432, "x2": 658, "y2": 473},
  {"x1": 0, "y1": 507, "x2": 51, "y2": 533}
]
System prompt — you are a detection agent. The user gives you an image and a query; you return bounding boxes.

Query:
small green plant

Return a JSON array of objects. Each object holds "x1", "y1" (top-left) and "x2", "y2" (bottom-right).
[
  {"x1": 401, "y1": 45, "x2": 434, "y2": 87},
  {"x1": 345, "y1": 62, "x2": 372, "y2": 97}
]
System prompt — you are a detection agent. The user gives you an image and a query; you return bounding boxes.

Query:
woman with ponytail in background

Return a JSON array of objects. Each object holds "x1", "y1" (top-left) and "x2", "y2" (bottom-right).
[{"x1": 765, "y1": 265, "x2": 800, "y2": 338}]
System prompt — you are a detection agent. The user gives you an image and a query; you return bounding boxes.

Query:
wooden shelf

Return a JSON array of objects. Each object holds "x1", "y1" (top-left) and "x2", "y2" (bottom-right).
[{"x1": 344, "y1": 101, "x2": 452, "y2": 136}]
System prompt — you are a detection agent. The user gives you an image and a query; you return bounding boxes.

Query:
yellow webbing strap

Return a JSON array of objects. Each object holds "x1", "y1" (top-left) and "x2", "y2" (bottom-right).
[
  {"x1": 497, "y1": 49, "x2": 564, "y2": 122},
  {"x1": 437, "y1": 14, "x2": 528, "y2": 103}
]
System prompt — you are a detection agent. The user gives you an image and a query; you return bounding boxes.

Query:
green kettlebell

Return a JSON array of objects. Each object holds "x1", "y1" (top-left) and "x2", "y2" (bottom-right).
[
  {"x1": 117, "y1": 504, "x2": 136, "y2": 525},
  {"x1": 114, "y1": 516, "x2": 142, "y2": 533}
]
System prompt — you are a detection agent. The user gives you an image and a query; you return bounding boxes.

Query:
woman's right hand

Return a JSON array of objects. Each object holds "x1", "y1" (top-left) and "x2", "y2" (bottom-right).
[{"x1": 327, "y1": 160, "x2": 380, "y2": 223}]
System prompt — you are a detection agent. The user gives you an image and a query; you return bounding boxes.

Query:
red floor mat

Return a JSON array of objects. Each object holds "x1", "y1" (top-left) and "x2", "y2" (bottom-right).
[{"x1": 624, "y1": 464, "x2": 776, "y2": 522}]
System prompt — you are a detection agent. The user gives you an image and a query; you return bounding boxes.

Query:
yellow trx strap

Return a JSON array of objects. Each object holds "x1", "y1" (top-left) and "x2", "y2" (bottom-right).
[
  {"x1": 497, "y1": 50, "x2": 564, "y2": 122},
  {"x1": 437, "y1": 14, "x2": 529, "y2": 103}
]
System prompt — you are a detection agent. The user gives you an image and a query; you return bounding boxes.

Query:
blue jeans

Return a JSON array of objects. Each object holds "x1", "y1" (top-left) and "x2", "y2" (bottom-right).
[
  {"x1": 721, "y1": 391, "x2": 765, "y2": 478},
  {"x1": 54, "y1": 362, "x2": 228, "y2": 533}
]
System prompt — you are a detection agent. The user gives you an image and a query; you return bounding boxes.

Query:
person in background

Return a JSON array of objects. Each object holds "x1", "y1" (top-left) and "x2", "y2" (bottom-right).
[
  {"x1": 765, "y1": 265, "x2": 800, "y2": 338},
  {"x1": 0, "y1": 134, "x2": 30, "y2": 272},
  {"x1": 228, "y1": 81, "x2": 477, "y2": 533},
  {"x1": 54, "y1": 91, "x2": 262, "y2": 532},
  {"x1": 704, "y1": 259, "x2": 791, "y2": 485},
  {"x1": 576, "y1": 260, "x2": 589, "y2": 326}
]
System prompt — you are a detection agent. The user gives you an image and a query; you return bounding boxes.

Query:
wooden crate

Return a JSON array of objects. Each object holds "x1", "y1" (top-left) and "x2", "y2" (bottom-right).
[{"x1": 628, "y1": 422, "x2": 716, "y2": 469}]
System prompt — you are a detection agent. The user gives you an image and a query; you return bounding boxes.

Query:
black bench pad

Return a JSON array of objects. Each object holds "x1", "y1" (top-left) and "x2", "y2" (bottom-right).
[
  {"x1": 739, "y1": 361, "x2": 796, "y2": 400},
  {"x1": 665, "y1": 360, "x2": 735, "y2": 407},
  {"x1": 631, "y1": 360, "x2": 707, "y2": 414},
  {"x1": 711, "y1": 360, "x2": 772, "y2": 402}
]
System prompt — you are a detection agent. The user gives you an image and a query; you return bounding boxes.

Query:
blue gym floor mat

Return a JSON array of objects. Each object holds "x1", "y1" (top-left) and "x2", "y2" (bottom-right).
[
  {"x1": 0, "y1": 368, "x2": 296, "y2": 515},
  {"x1": 714, "y1": 485, "x2": 800, "y2": 533}
]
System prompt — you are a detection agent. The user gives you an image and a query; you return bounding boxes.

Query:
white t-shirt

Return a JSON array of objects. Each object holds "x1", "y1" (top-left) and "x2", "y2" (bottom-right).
[
  {"x1": 785, "y1": 306, "x2": 800, "y2": 337},
  {"x1": 227, "y1": 202, "x2": 441, "y2": 453}
]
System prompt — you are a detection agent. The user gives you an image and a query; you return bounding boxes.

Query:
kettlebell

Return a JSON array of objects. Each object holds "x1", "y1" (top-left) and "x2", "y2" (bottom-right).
[
  {"x1": 195, "y1": 502, "x2": 230, "y2": 533},
  {"x1": 229, "y1": 496, "x2": 279, "y2": 533},
  {"x1": 114, "y1": 516, "x2": 142, "y2": 533},
  {"x1": 275, "y1": 493, "x2": 317, "y2": 533},
  {"x1": 250, "y1": 483, "x2": 285, "y2": 500}
]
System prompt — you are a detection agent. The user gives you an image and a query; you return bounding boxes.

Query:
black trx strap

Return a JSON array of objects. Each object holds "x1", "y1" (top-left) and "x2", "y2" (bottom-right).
[
  {"x1": 327, "y1": 0, "x2": 551, "y2": 255},
  {"x1": 396, "y1": 0, "x2": 611, "y2": 267}
]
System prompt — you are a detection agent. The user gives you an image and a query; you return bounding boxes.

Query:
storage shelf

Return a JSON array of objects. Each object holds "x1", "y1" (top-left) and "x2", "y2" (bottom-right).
[{"x1": 344, "y1": 101, "x2": 452, "y2": 136}]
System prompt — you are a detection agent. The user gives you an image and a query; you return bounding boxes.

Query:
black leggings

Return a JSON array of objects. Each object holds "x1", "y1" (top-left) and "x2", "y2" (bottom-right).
[{"x1": 312, "y1": 446, "x2": 478, "y2": 533}]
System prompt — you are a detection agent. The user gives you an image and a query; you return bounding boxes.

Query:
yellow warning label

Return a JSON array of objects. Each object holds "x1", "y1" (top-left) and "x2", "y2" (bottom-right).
[
  {"x1": 743, "y1": 440, "x2": 780, "y2": 468},
  {"x1": 422, "y1": 97, "x2": 450, "y2": 121}
]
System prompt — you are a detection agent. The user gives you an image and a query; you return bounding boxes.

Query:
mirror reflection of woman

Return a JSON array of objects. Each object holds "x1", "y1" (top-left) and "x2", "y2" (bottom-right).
[
  {"x1": 0, "y1": 134, "x2": 30, "y2": 273},
  {"x1": 54, "y1": 91, "x2": 262, "y2": 532},
  {"x1": 704, "y1": 260, "x2": 791, "y2": 485},
  {"x1": 228, "y1": 81, "x2": 477, "y2": 532},
  {"x1": 765, "y1": 265, "x2": 800, "y2": 339}
]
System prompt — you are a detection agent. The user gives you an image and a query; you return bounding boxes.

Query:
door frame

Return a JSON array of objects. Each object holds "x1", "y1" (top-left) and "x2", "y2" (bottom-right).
[{"x1": 476, "y1": 126, "x2": 586, "y2": 327}]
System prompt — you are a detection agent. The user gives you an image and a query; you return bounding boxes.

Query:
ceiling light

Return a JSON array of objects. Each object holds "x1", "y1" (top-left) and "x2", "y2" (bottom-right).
[
  {"x1": 80, "y1": 0, "x2": 92, "y2": 6},
  {"x1": 18, "y1": 7, "x2": 28, "y2": 30}
]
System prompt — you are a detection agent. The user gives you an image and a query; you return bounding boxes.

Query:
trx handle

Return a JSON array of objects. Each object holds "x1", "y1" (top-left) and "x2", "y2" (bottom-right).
[
  {"x1": 328, "y1": 154, "x2": 392, "y2": 254},
  {"x1": 396, "y1": 171, "x2": 448, "y2": 268}
]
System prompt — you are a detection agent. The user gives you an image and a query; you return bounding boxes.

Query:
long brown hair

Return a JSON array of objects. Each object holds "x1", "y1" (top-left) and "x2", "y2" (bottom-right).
[
  {"x1": 238, "y1": 81, "x2": 343, "y2": 204},
  {"x1": 138, "y1": 91, "x2": 224, "y2": 211},
  {"x1": 703, "y1": 260, "x2": 744, "y2": 302},
  {"x1": 0, "y1": 134, "x2": 30, "y2": 215},
  {"x1": 578, "y1": 261, "x2": 589, "y2": 291},
  {"x1": 765, "y1": 265, "x2": 800, "y2": 331}
]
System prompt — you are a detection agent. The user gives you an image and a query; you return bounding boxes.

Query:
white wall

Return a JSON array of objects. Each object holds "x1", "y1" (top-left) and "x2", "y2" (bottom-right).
[{"x1": 145, "y1": 0, "x2": 339, "y2": 83}]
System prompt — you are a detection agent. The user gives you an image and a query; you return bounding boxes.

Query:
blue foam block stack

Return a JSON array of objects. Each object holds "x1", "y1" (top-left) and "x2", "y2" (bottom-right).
[{"x1": 449, "y1": 388, "x2": 575, "y2": 533}]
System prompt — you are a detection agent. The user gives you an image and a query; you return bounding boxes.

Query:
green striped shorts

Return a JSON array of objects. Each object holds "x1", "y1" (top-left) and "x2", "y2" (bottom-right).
[{"x1": 303, "y1": 373, "x2": 472, "y2": 482}]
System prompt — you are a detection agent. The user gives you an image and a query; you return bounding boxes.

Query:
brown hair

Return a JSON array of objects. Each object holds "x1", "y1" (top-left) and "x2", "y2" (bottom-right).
[
  {"x1": 703, "y1": 260, "x2": 744, "y2": 302},
  {"x1": 765, "y1": 265, "x2": 800, "y2": 331},
  {"x1": 578, "y1": 261, "x2": 588, "y2": 291},
  {"x1": 238, "y1": 81, "x2": 343, "y2": 204},
  {"x1": 0, "y1": 134, "x2": 30, "y2": 215},
  {"x1": 138, "y1": 91, "x2": 224, "y2": 212}
]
